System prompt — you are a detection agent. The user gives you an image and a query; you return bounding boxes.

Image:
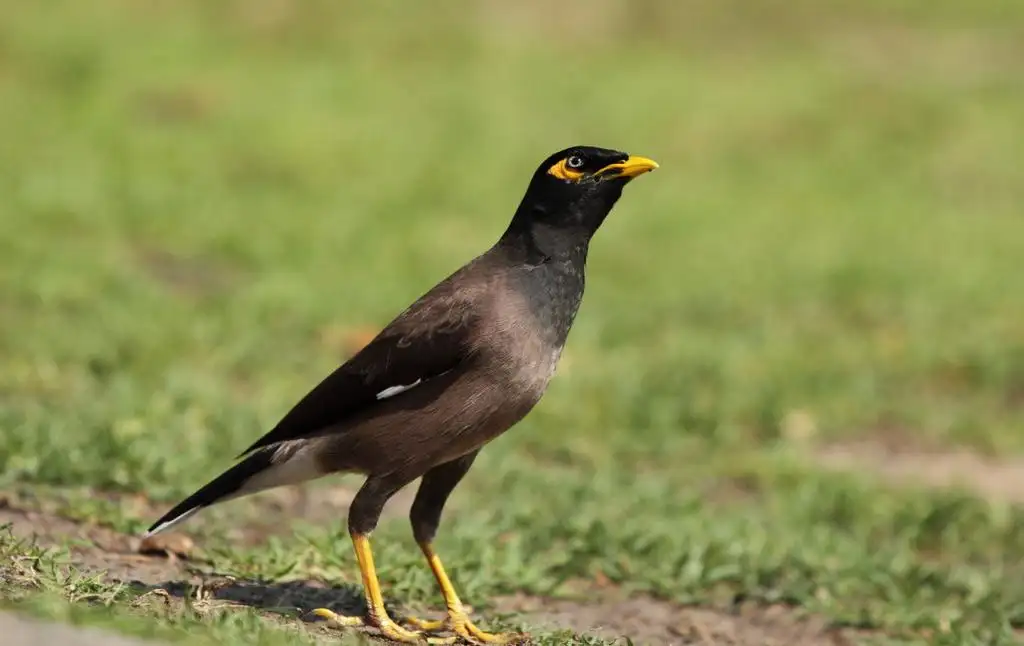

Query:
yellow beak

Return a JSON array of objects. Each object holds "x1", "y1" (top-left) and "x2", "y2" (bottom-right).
[{"x1": 597, "y1": 155, "x2": 659, "y2": 179}]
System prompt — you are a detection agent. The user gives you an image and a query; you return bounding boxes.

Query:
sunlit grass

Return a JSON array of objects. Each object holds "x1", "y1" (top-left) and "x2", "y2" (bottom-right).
[{"x1": 1, "y1": 0, "x2": 1023, "y2": 643}]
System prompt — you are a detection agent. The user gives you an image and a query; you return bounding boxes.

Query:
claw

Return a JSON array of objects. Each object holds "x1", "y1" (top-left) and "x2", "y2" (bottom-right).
[
  {"x1": 311, "y1": 608, "x2": 364, "y2": 627},
  {"x1": 312, "y1": 534, "x2": 458, "y2": 643},
  {"x1": 401, "y1": 609, "x2": 522, "y2": 644},
  {"x1": 314, "y1": 607, "x2": 455, "y2": 644},
  {"x1": 402, "y1": 615, "x2": 446, "y2": 631},
  {"x1": 409, "y1": 543, "x2": 527, "y2": 644},
  {"x1": 448, "y1": 611, "x2": 520, "y2": 644}
]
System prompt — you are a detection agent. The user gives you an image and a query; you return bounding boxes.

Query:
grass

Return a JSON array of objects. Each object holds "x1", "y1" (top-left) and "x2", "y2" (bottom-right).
[
  {"x1": 1, "y1": 0, "x2": 1024, "y2": 644},
  {"x1": 0, "y1": 524, "x2": 346, "y2": 645}
]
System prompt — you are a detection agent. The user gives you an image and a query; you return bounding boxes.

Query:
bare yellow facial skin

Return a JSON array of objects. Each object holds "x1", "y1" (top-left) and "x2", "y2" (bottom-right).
[
  {"x1": 546, "y1": 158, "x2": 586, "y2": 181},
  {"x1": 547, "y1": 155, "x2": 659, "y2": 182}
]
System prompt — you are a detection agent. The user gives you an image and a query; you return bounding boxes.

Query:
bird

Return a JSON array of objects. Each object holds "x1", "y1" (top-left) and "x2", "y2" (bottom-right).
[{"x1": 145, "y1": 145, "x2": 658, "y2": 644}]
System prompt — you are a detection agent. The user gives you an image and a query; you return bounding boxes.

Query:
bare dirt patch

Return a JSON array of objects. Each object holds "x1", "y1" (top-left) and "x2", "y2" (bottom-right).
[
  {"x1": 497, "y1": 593, "x2": 852, "y2": 646},
  {"x1": 816, "y1": 439, "x2": 1024, "y2": 503},
  {"x1": 0, "y1": 500, "x2": 361, "y2": 642},
  {"x1": 167, "y1": 480, "x2": 417, "y2": 546},
  {"x1": 1, "y1": 502, "x2": 186, "y2": 586},
  {"x1": 2, "y1": 492, "x2": 847, "y2": 645},
  {"x1": 9, "y1": 479, "x2": 415, "y2": 548}
]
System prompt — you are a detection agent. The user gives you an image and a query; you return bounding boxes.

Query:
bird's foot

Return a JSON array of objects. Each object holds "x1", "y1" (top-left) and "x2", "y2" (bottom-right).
[
  {"x1": 311, "y1": 608, "x2": 365, "y2": 628},
  {"x1": 403, "y1": 610, "x2": 523, "y2": 644},
  {"x1": 313, "y1": 607, "x2": 454, "y2": 644},
  {"x1": 401, "y1": 615, "x2": 444, "y2": 631}
]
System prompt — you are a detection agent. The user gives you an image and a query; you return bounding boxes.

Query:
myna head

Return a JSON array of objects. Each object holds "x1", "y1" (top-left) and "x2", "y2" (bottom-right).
[{"x1": 509, "y1": 146, "x2": 657, "y2": 238}]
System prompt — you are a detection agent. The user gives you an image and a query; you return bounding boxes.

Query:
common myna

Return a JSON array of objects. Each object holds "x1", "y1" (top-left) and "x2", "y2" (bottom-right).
[{"x1": 146, "y1": 146, "x2": 657, "y2": 643}]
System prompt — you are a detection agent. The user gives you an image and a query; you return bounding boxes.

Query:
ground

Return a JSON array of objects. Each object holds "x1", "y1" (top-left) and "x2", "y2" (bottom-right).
[
  {"x1": 2, "y1": 0, "x2": 1024, "y2": 645},
  {"x1": 1, "y1": 492, "x2": 846, "y2": 645}
]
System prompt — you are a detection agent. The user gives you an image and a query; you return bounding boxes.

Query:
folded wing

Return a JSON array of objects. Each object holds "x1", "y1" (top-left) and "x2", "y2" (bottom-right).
[{"x1": 237, "y1": 279, "x2": 481, "y2": 458}]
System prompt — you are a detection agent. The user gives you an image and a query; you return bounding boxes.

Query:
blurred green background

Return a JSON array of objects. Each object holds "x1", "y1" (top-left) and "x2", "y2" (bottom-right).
[{"x1": 2, "y1": 1, "x2": 1024, "y2": 643}]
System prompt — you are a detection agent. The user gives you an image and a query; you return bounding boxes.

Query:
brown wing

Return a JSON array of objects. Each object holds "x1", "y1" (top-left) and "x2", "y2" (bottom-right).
[{"x1": 236, "y1": 276, "x2": 482, "y2": 458}]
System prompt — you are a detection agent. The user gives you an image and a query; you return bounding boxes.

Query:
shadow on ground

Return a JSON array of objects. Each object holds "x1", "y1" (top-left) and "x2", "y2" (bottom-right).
[
  {"x1": 2, "y1": 492, "x2": 861, "y2": 645},
  {"x1": 141, "y1": 577, "x2": 368, "y2": 618}
]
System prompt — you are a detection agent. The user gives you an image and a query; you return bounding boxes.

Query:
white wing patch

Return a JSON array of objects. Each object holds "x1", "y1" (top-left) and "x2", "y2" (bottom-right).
[{"x1": 376, "y1": 379, "x2": 422, "y2": 400}]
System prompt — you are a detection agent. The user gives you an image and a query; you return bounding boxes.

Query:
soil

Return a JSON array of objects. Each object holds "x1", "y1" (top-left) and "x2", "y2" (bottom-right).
[
  {"x1": 13, "y1": 435, "x2": 1014, "y2": 644},
  {"x1": 815, "y1": 439, "x2": 1024, "y2": 503},
  {"x1": 495, "y1": 593, "x2": 851, "y2": 646},
  {"x1": 0, "y1": 490, "x2": 848, "y2": 646}
]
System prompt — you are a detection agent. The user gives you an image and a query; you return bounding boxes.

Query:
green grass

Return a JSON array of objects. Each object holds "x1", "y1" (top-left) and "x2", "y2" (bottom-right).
[
  {"x1": 1, "y1": 524, "x2": 347, "y2": 645},
  {"x1": 2, "y1": 0, "x2": 1024, "y2": 644}
]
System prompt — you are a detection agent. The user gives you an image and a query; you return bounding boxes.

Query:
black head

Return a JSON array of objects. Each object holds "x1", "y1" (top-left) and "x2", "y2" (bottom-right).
[{"x1": 506, "y1": 145, "x2": 658, "y2": 244}]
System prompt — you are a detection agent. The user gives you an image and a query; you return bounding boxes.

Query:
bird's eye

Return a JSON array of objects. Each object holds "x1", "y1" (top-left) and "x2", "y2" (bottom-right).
[{"x1": 566, "y1": 155, "x2": 584, "y2": 169}]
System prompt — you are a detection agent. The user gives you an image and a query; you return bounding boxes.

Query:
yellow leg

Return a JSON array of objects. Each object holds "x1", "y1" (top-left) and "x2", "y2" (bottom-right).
[
  {"x1": 314, "y1": 534, "x2": 453, "y2": 644},
  {"x1": 402, "y1": 543, "x2": 522, "y2": 644}
]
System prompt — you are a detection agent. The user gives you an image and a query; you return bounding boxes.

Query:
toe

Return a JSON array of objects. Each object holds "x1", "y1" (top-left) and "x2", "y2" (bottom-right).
[
  {"x1": 402, "y1": 615, "x2": 447, "y2": 631},
  {"x1": 311, "y1": 608, "x2": 364, "y2": 627},
  {"x1": 455, "y1": 618, "x2": 523, "y2": 644},
  {"x1": 377, "y1": 618, "x2": 430, "y2": 643},
  {"x1": 314, "y1": 607, "x2": 441, "y2": 643}
]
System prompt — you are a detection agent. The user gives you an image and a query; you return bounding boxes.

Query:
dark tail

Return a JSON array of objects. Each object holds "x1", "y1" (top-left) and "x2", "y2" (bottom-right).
[{"x1": 145, "y1": 449, "x2": 277, "y2": 537}]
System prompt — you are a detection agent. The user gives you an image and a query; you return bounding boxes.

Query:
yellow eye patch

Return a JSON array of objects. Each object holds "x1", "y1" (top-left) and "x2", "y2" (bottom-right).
[{"x1": 546, "y1": 158, "x2": 585, "y2": 182}]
